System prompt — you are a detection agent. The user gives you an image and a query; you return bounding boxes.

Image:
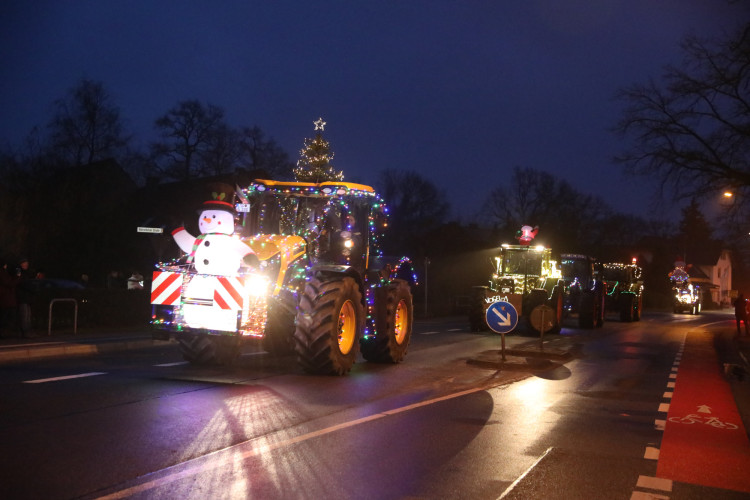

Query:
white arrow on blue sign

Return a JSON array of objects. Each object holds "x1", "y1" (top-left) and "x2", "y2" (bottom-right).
[{"x1": 486, "y1": 300, "x2": 518, "y2": 334}]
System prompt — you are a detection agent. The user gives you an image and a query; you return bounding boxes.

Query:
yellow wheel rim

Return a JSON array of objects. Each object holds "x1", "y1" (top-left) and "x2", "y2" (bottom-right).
[
  {"x1": 338, "y1": 300, "x2": 356, "y2": 354},
  {"x1": 394, "y1": 299, "x2": 408, "y2": 344}
]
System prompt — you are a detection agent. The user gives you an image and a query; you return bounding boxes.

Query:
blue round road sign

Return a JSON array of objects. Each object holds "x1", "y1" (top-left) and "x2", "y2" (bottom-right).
[{"x1": 486, "y1": 301, "x2": 518, "y2": 334}]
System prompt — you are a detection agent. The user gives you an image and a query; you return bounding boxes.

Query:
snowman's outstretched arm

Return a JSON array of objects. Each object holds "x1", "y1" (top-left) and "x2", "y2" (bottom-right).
[{"x1": 172, "y1": 227, "x2": 196, "y2": 254}]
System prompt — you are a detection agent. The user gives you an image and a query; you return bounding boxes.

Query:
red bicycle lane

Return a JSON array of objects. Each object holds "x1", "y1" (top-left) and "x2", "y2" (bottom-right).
[{"x1": 657, "y1": 330, "x2": 750, "y2": 492}]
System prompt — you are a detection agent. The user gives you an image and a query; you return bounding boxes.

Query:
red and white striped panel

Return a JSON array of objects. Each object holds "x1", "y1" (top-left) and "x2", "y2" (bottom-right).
[
  {"x1": 213, "y1": 276, "x2": 245, "y2": 310},
  {"x1": 151, "y1": 271, "x2": 183, "y2": 305}
]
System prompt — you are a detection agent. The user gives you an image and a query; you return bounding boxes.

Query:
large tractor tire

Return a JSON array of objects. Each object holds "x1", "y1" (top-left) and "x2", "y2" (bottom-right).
[
  {"x1": 578, "y1": 292, "x2": 596, "y2": 329},
  {"x1": 634, "y1": 294, "x2": 642, "y2": 321},
  {"x1": 179, "y1": 334, "x2": 240, "y2": 366},
  {"x1": 468, "y1": 286, "x2": 489, "y2": 332},
  {"x1": 525, "y1": 288, "x2": 549, "y2": 311},
  {"x1": 361, "y1": 280, "x2": 413, "y2": 363},
  {"x1": 538, "y1": 285, "x2": 563, "y2": 335},
  {"x1": 526, "y1": 288, "x2": 556, "y2": 334},
  {"x1": 294, "y1": 276, "x2": 364, "y2": 375},
  {"x1": 594, "y1": 288, "x2": 605, "y2": 328},
  {"x1": 549, "y1": 284, "x2": 564, "y2": 329},
  {"x1": 619, "y1": 293, "x2": 635, "y2": 322},
  {"x1": 262, "y1": 301, "x2": 295, "y2": 356}
]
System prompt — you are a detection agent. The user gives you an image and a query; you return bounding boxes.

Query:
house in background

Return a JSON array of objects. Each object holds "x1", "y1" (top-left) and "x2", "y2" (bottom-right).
[{"x1": 688, "y1": 247, "x2": 732, "y2": 307}]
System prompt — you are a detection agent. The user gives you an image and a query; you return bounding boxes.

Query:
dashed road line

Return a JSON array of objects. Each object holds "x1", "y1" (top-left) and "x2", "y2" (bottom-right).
[
  {"x1": 23, "y1": 372, "x2": 107, "y2": 384},
  {"x1": 630, "y1": 491, "x2": 669, "y2": 500},
  {"x1": 636, "y1": 475, "x2": 673, "y2": 492}
]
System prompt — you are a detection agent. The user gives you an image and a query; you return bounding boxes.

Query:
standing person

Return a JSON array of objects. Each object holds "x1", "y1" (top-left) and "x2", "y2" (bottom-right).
[
  {"x1": 0, "y1": 259, "x2": 19, "y2": 338},
  {"x1": 16, "y1": 257, "x2": 35, "y2": 338},
  {"x1": 127, "y1": 271, "x2": 144, "y2": 290},
  {"x1": 735, "y1": 293, "x2": 749, "y2": 337}
]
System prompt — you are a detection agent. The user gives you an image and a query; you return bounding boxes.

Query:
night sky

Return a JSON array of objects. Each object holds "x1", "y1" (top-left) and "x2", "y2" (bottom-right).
[{"x1": 2, "y1": 1, "x2": 747, "y2": 220}]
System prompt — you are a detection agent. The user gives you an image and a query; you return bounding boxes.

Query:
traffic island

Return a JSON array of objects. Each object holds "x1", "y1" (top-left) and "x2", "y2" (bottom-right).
[{"x1": 466, "y1": 346, "x2": 573, "y2": 372}]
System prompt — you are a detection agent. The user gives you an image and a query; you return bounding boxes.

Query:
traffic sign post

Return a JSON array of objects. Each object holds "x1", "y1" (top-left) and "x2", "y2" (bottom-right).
[{"x1": 485, "y1": 300, "x2": 518, "y2": 361}]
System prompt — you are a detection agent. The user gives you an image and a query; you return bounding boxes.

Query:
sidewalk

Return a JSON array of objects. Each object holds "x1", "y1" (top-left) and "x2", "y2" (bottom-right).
[{"x1": 0, "y1": 326, "x2": 166, "y2": 364}]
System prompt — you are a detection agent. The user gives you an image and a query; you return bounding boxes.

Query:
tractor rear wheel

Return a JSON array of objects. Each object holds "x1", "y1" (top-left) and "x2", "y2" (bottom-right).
[
  {"x1": 179, "y1": 334, "x2": 240, "y2": 366},
  {"x1": 634, "y1": 294, "x2": 642, "y2": 321},
  {"x1": 294, "y1": 276, "x2": 364, "y2": 375},
  {"x1": 620, "y1": 294, "x2": 635, "y2": 322},
  {"x1": 361, "y1": 280, "x2": 413, "y2": 363},
  {"x1": 579, "y1": 292, "x2": 595, "y2": 329}
]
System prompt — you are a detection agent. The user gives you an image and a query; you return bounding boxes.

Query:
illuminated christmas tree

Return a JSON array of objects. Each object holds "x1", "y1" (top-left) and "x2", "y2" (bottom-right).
[{"x1": 293, "y1": 117, "x2": 344, "y2": 183}]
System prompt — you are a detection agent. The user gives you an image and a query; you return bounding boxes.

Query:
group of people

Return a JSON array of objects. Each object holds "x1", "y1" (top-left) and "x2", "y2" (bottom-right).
[{"x1": 0, "y1": 257, "x2": 35, "y2": 338}]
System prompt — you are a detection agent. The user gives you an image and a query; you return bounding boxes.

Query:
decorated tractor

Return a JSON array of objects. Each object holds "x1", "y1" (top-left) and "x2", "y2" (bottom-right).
[
  {"x1": 150, "y1": 180, "x2": 415, "y2": 375},
  {"x1": 469, "y1": 232, "x2": 564, "y2": 334},
  {"x1": 601, "y1": 260, "x2": 644, "y2": 322},
  {"x1": 559, "y1": 254, "x2": 605, "y2": 328},
  {"x1": 669, "y1": 263, "x2": 701, "y2": 315}
]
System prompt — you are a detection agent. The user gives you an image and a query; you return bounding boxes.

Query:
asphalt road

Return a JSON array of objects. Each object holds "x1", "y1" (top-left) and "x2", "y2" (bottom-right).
[{"x1": 0, "y1": 311, "x2": 748, "y2": 499}]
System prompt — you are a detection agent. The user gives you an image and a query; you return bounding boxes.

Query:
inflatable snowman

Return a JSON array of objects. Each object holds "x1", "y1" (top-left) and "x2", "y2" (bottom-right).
[
  {"x1": 172, "y1": 185, "x2": 253, "y2": 330},
  {"x1": 172, "y1": 187, "x2": 251, "y2": 275}
]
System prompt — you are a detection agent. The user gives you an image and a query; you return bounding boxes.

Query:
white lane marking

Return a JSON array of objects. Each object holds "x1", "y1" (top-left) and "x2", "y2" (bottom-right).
[
  {"x1": 154, "y1": 362, "x2": 189, "y2": 367},
  {"x1": 498, "y1": 447, "x2": 554, "y2": 499},
  {"x1": 669, "y1": 373, "x2": 676, "y2": 380},
  {"x1": 663, "y1": 391, "x2": 673, "y2": 399},
  {"x1": 667, "y1": 382, "x2": 675, "y2": 389},
  {"x1": 630, "y1": 491, "x2": 669, "y2": 500},
  {"x1": 24, "y1": 372, "x2": 106, "y2": 384},
  {"x1": 644, "y1": 447, "x2": 660, "y2": 460},
  {"x1": 658, "y1": 403, "x2": 670, "y2": 413},
  {"x1": 636, "y1": 475, "x2": 673, "y2": 492},
  {"x1": 655, "y1": 419, "x2": 666, "y2": 431},
  {"x1": 447, "y1": 328, "x2": 462, "y2": 332},
  {"x1": 97, "y1": 385, "x2": 487, "y2": 499},
  {"x1": 420, "y1": 331, "x2": 440, "y2": 335}
]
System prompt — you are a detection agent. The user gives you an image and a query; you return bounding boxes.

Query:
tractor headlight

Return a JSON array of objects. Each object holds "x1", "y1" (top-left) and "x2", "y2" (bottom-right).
[{"x1": 245, "y1": 274, "x2": 270, "y2": 296}]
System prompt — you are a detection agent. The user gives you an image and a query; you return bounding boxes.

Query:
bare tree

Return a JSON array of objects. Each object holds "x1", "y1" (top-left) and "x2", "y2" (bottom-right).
[
  {"x1": 378, "y1": 169, "x2": 450, "y2": 255},
  {"x1": 151, "y1": 100, "x2": 226, "y2": 181},
  {"x1": 202, "y1": 124, "x2": 243, "y2": 177},
  {"x1": 481, "y1": 166, "x2": 618, "y2": 253},
  {"x1": 614, "y1": 22, "x2": 750, "y2": 211},
  {"x1": 240, "y1": 126, "x2": 294, "y2": 179},
  {"x1": 48, "y1": 79, "x2": 130, "y2": 166}
]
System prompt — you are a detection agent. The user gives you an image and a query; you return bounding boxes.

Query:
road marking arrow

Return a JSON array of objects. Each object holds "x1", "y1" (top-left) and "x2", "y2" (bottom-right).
[
  {"x1": 492, "y1": 307, "x2": 511, "y2": 326},
  {"x1": 697, "y1": 405, "x2": 712, "y2": 414}
]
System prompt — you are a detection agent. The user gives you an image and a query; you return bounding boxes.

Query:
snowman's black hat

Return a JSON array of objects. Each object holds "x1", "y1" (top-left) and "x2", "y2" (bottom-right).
[{"x1": 200, "y1": 182, "x2": 236, "y2": 214}]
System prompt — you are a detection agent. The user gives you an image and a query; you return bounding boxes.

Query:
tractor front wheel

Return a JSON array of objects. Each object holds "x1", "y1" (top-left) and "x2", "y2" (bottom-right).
[{"x1": 294, "y1": 276, "x2": 364, "y2": 375}]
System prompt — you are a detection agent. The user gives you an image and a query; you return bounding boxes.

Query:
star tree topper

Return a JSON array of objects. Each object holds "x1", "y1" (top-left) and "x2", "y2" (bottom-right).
[{"x1": 314, "y1": 117, "x2": 326, "y2": 131}]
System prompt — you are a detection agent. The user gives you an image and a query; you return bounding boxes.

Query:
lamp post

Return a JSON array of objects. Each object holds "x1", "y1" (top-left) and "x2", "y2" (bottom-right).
[{"x1": 424, "y1": 257, "x2": 430, "y2": 318}]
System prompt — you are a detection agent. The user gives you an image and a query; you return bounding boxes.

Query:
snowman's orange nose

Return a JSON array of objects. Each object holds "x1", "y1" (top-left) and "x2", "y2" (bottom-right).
[{"x1": 203, "y1": 217, "x2": 212, "y2": 223}]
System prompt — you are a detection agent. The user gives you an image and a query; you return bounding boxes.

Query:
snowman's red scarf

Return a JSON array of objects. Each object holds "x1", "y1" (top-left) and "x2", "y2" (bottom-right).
[{"x1": 186, "y1": 234, "x2": 208, "y2": 265}]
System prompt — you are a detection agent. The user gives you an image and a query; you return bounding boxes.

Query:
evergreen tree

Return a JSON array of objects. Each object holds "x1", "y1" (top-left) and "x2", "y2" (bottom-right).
[
  {"x1": 293, "y1": 118, "x2": 344, "y2": 182},
  {"x1": 678, "y1": 199, "x2": 712, "y2": 243}
]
